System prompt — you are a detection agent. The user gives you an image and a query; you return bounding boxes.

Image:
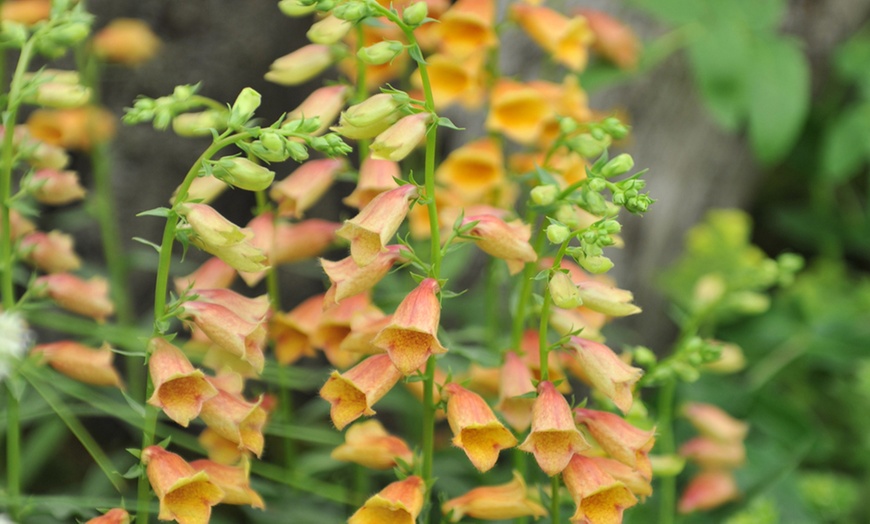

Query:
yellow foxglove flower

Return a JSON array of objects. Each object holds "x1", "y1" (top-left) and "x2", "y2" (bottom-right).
[
  {"x1": 331, "y1": 419, "x2": 414, "y2": 470},
  {"x1": 436, "y1": 137, "x2": 504, "y2": 200},
  {"x1": 146, "y1": 337, "x2": 218, "y2": 427},
  {"x1": 579, "y1": 9, "x2": 641, "y2": 70},
  {"x1": 26, "y1": 106, "x2": 116, "y2": 151},
  {"x1": 370, "y1": 112, "x2": 433, "y2": 162},
  {"x1": 416, "y1": 50, "x2": 486, "y2": 109},
  {"x1": 141, "y1": 446, "x2": 225, "y2": 524},
  {"x1": 181, "y1": 301, "x2": 267, "y2": 373},
  {"x1": 313, "y1": 293, "x2": 380, "y2": 369},
  {"x1": 445, "y1": 382, "x2": 517, "y2": 472},
  {"x1": 319, "y1": 353, "x2": 403, "y2": 430},
  {"x1": 436, "y1": 0, "x2": 496, "y2": 58},
  {"x1": 486, "y1": 79, "x2": 552, "y2": 144},
  {"x1": 198, "y1": 427, "x2": 245, "y2": 466},
  {"x1": 511, "y1": 4, "x2": 594, "y2": 71},
  {"x1": 269, "y1": 294, "x2": 324, "y2": 365},
  {"x1": 348, "y1": 476, "x2": 425, "y2": 524},
  {"x1": 337, "y1": 184, "x2": 418, "y2": 266},
  {"x1": 588, "y1": 456, "x2": 653, "y2": 499},
  {"x1": 442, "y1": 471, "x2": 546, "y2": 522},
  {"x1": 562, "y1": 453, "x2": 638, "y2": 524},
  {"x1": 518, "y1": 381, "x2": 590, "y2": 476},
  {"x1": 199, "y1": 388, "x2": 267, "y2": 457},
  {"x1": 189, "y1": 457, "x2": 265, "y2": 509}
]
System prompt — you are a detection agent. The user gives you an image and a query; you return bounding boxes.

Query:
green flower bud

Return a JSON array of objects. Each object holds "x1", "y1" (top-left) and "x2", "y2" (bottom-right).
[
  {"x1": 307, "y1": 15, "x2": 353, "y2": 45},
  {"x1": 587, "y1": 177, "x2": 606, "y2": 192},
  {"x1": 286, "y1": 141, "x2": 310, "y2": 162},
  {"x1": 228, "y1": 87, "x2": 261, "y2": 129},
  {"x1": 530, "y1": 184, "x2": 559, "y2": 206},
  {"x1": 278, "y1": 0, "x2": 318, "y2": 16},
  {"x1": 546, "y1": 223, "x2": 571, "y2": 244},
  {"x1": 211, "y1": 157, "x2": 275, "y2": 192},
  {"x1": 554, "y1": 205, "x2": 580, "y2": 228},
  {"x1": 172, "y1": 110, "x2": 228, "y2": 137},
  {"x1": 574, "y1": 133, "x2": 610, "y2": 158},
  {"x1": 549, "y1": 271, "x2": 582, "y2": 309},
  {"x1": 248, "y1": 130, "x2": 291, "y2": 162},
  {"x1": 602, "y1": 117, "x2": 629, "y2": 139},
  {"x1": 402, "y1": 1, "x2": 429, "y2": 26},
  {"x1": 602, "y1": 220, "x2": 621, "y2": 234},
  {"x1": 357, "y1": 40, "x2": 404, "y2": 65},
  {"x1": 333, "y1": 1, "x2": 370, "y2": 22},
  {"x1": 601, "y1": 153, "x2": 634, "y2": 178},
  {"x1": 632, "y1": 346, "x2": 657, "y2": 368},
  {"x1": 559, "y1": 117, "x2": 579, "y2": 134},
  {"x1": 48, "y1": 21, "x2": 90, "y2": 47},
  {"x1": 341, "y1": 93, "x2": 404, "y2": 128},
  {"x1": 1, "y1": 21, "x2": 27, "y2": 48},
  {"x1": 578, "y1": 254, "x2": 613, "y2": 274},
  {"x1": 612, "y1": 192, "x2": 625, "y2": 206}
]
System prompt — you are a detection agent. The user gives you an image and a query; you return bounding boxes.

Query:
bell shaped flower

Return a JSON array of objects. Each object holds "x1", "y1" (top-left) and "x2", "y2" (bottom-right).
[
  {"x1": 177, "y1": 204, "x2": 269, "y2": 273},
  {"x1": 463, "y1": 214, "x2": 537, "y2": 275},
  {"x1": 579, "y1": 9, "x2": 640, "y2": 70},
  {"x1": 436, "y1": 0, "x2": 496, "y2": 58},
  {"x1": 32, "y1": 341, "x2": 123, "y2": 389},
  {"x1": 518, "y1": 381, "x2": 590, "y2": 476},
  {"x1": 415, "y1": 50, "x2": 486, "y2": 110},
  {"x1": 574, "y1": 408, "x2": 655, "y2": 479},
  {"x1": 92, "y1": 18, "x2": 161, "y2": 66},
  {"x1": 436, "y1": 137, "x2": 504, "y2": 200},
  {"x1": 576, "y1": 279, "x2": 641, "y2": 317},
  {"x1": 339, "y1": 310, "x2": 392, "y2": 355},
  {"x1": 24, "y1": 168, "x2": 86, "y2": 205},
  {"x1": 146, "y1": 337, "x2": 218, "y2": 427},
  {"x1": 287, "y1": 84, "x2": 350, "y2": 135},
  {"x1": 322, "y1": 245, "x2": 402, "y2": 305},
  {"x1": 445, "y1": 382, "x2": 517, "y2": 472},
  {"x1": 566, "y1": 337, "x2": 642, "y2": 413},
  {"x1": 141, "y1": 446, "x2": 224, "y2": 524},
  {"x1": 1, "y1": 0, "x2": 51, "y2": 25},
  {"x1": 486, "y1": 79, "x2": 552, "y2": 144},
  {"x1": 679, "y1": 437, "x2": 746, "y2": 470},
  {"x1": 270, "y1": 158, "x2": 344, "y2": 219},
  {"x1": 348, "y1": 476, "x2": 425, "y2": 524},
  {"x1": 19, "y1": 230, "x2": 81, "y2": 273},
  {"x1": 269, "y1": 294, "x2": 323, "y2": 365},
  {"x1": 171, "y1": 174, "x2": 228, "y2": 204},
  {"x1": 337, "y1": 184, "x2": 417, "y2": 266},
  {"x1": 198, "y1": 427, "x2": 245, "y2": 466},
  {"x1": 189, "y1": 457, "x2": 265, "y2": 509},
  {"x1": 331, "y1": 419, "x2": 414, "y2": 470},
  {"x1": 199, "y1": 388, "x2": 267, "y2": 457},
  {"x1": 319, "y1": 353, "x2": 403, "y2": 430},
  {"x1": 497, "y1": 351, "x2": 536, "y2": 432},
  {"x1": 313, "y1": 292, "x2": 379, "y2": 369},
  {"x1": 682, "y1": 402, "x2": 749, "y2": 443},
  {"x1": 272, "y1": 218, "x2": 340, "y2": 265},
  {"x1": 442, "y1": 471, "x2": 546, "y2": 522},
  {"x1": 175, "y1": 257, "x2": 237, "y2": 293},
  {"x1": 370, "y1": 112, "x2": 432, "y2": 162},
  {"x1": 372, "y1": 278, "x2": 447, "y2": 375},
  {"x1": 181, "y1": 300, "x2": 267, "y2": 374},
  {"x1": 587, "y1": 456, "x2": 653, "y2": 499},
  {"x1": 343, "y1": 158, "x2": 401, "y2": 210},
  {"x1": 678, "y1": 470, "x2": 739, "y2": 514},
  {"x1": 85, "y1": 508, "x2": 130, "y2": 524},
  {"x1": 35, "y1": 273, "x2": 115, "y2": 322},
  {"x1": 511, "y1": 4, "x2": 594, "y2": 71},
  {"x1": 0, "y1": 208, "x2": 35, "y2": 240},
  {"x1": 562, "y1": 453, "x2": 638, "y2": 524}
]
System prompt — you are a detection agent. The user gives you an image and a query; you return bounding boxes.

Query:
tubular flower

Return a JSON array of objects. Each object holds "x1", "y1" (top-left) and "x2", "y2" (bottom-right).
[
  {"x1": 198, "y1": 428, "x2": 245, "y2": 466},
  {"x1": 562, "y1": 453, "x2": 638, "y2": 524},
  {"x1": 567, "y1": 337, "x2": 642, "y2": 414},
  {"x1": 322, "y1": 245, "x2": 403, "y2": 304},
  {"x1": 574, "y1": 408, "x2": 655, "y2": 479},
  {"x1": 272, "y1": 218, "x2": 340, "y2": 265},
  {"x1": 442, "y1": 471, "x2": 547, "y2": 522},
  {"x1": 92, "y1": 18, "x2": 161, "y2": 66},
  {"x1": 578, "y1": 9, "x2": 640, "y2": 70},
  {"x1": 436, "y1": 0, "x2": 497, "y2": 58},
  {"x1": 348, "y1": 476, "x2": 425, "y2": 524},
  {"x1": 269, "y1": 158, "x2": 345, "y2": 219},
  {"x1": 319, "y1": 353, "x2": 403, "y2": 430},
  {"x1": 265, "y1": 44, "x2": 339, "y2": 86},
  {"x1": 189, "y1": 458, "x2": 265, "y2": 509},
  {"x1": 19, "y1": 230, "x2": 81, "y2": 273},
  {"x1": 370, "y1": 112, "x2": 433, "y2": 162},
  {"x1": 181, "y1": 301, "x2": 267, "y2": 373},
  {"x1": 682, "y1": 402, "x2": 749, "y2": 443},
  {"x1": 336, "y1": 184, "x2": 418, "y2": 266},
  {"x1": 679, "y1": 437, "x2": 746, "y2": 470},
  {"x1": 171, "y1": 174, "x2": 228, "y2": 205},
  {"x1": 343, "y1": 158, "x2": 401, "y2": 209},
  {"x1": 332, "y1": 93, "x2": 404, "y2": 140},
  {"x1": 463, "y1": 214, "x2": 537, "y2": 275},
  {"x1": 26, "y1": 107, "x2": 116, "y2": 151},
  {"x1": 339, "y1": 310, "x2": 392, "y2": 355},
  {"x1": 1, "y1": 0, "x2": 50, "y2": 25},
  {"x1": 576, "y1": 280, "x2": 641, "y2": 317},
  {"x1": 32, "y1": 341, "x2": 123, "y2": 389},
  {"x1": 678, "y1": 470, "x2": 739, "y2": 514},
  {"x1": 331, "y1": 419, "x2": 414, "y2": 470},
  {"x1": 0, "y1": 209, "x2": 35, "y2": 240},
  {"x1": 486, "y1": 79, "x2": 552, "y2": 144},
  {"x1": 24, "y1": 168, "x2": 86, "y2": 205},
  {"x1": 497, "y1": 351, "x2": 536, "y2": 432},
  {"x1": 436, "y1": 137, "x2": 504, "y2": 200},
  {"x1": 372, "y1": 278, "x2": 447, "y2": 375},
  {"x1": 35, "y1": 273, "x2": 115, "y2": 322},
  {"x1": 416, "y1": 50, "x2": 486, "y2": 109},
  {"x1": 174, "y1": 257, "x2": 237, "y2": 293},
  {"x1": 313, "y1": 293, "x2": 380, "y2": 369},
  {"x1": 141, "y1": 446, "x2": 225, "y2": 524},
  {"x1": 85, "y1": 508, "x2": 130, "y2": 524},
  {"x1": 189, "y1": 288, "x2": 270, "y2": 324},
  {"x1": 287, "y1": 84, "x2": 350, "y2": 135},
  {"x1": 587, "y1": 456, "x2": 653, "y2": 499},
  {"x1": 146, "y1": 337, "x2": 218, "y2": 427},
  {"x1": 519, "y1": 381, "x2": 590, "y2": 476},
  {"x1": 269, "y1": 294, "x2": 323, "y2": 365},
  {"x1": 445, "y1": 382, "x2": 518, "y2": 472},
  {"x1": 177, "y1": 203, "x2": 269, "y2": 273},
  {"x1": 511, "y1": 4, "x2": 595, "y2": 71},
  {"x1": 199, "y1": 389, "x2": 267, "y2": 457}
]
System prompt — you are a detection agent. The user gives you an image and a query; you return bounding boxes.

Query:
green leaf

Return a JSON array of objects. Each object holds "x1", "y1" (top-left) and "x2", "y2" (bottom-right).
[
  {"x1": 746, "y1": 36, "x2": 810, "y2": 165},
  {"x1": 820, "y1": 104, "x2": 870, "y2": 183},
  {"x1": 132, "y1": 236, "x2": 161, "y2": 253},
  {"x1": 122, "y1": 463, "x2": 143, "y2": 479},
  {"x1": 408, "y1": 45, "x2": 426, "y2": 65},
  {"x1": 135, "y1": 206, "x2": 171, "y2": 218},
  {"x1": 436, "y1": 117, "x2": 464, "y2": 130}
]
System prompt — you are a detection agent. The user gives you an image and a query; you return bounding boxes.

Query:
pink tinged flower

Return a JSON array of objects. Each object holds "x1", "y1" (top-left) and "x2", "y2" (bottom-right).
[
  {"x1": 32, "y1": 341, "x2": 124, "y2": 388},
  {"x1": 177, "y1": 203, "x2": 269, "y2": 273},
  {"x1": 372, "y1": 278, "x2": 447, "y2": 375},
  {"x1": 574, "y1": 408, "x2": 655, "y2": 480},
  {"x1": 269, "y1": 158, "x2": 345, "y2": 219},
  {"x1": 679, "y1": 437, "x2": 746, "y2": 470},
  {"x1": 343, "y1": 158, "x2": 401, "y2": 210},
  {"x1": 576, "y1": 279, "x2": 641, "y2": 317},
  {"x1": 146, "y1": 337, "x2": 218, "y2": 427},
  {"x1": 141, "y1": 446, "x2": 225, "y2": 524},
  {"x1": 578, "y1": 9, "x2": 640, "y2": 70},
  {"x1": 587, "y1": 456, "x2": 653, "y2": 499},
  {"x1": 497, "y1": 351, "x2": 536, "y2": 432},
  {"x1": 272, "y1": 218, "x2": 340, "y2": 265},
  {"x1": 171, "y1": 174, "x2": 227, "y2": 205},
  {"x1": 322, "y1": 245, "x2": 402, "y2": 305},
  {"x1": 519, "y1": 381, "x2": 590, "y2": 476},
  {"x1": 567, "y1": 337, "x2": 643, "y2": 414},
  {"x1": 198, "y1": 427, "x2": 245, "y2": 466},
  {"x1": 19, "y1": 230, "x2": 81, "y2": 273},
  {"x1": 189, "y1": 288, "x2": 270, "y2": 324},
  {"x1": 85, "y1": 508, "x2": 130, "y2": 524},
  {"x1": 175, "y1": 257, "x2": 237, "y2": 293},
  {"x1": 331, "y1": 419, "x2": 414, "y2": 470},
  {"x1": 265, "y1": 44, "x2": 338, "y2": 86},
  {"x1": 0, "y1": 208, "x2": 36, "y2": 240},
  {"x1": 370, "y1": 112, "x2": 433, "y2": 162},
  {"x1": 340, "y1": 310, "x2": 392, "y2": 355},
  {"x1": 520, "y1": 329, "x2": 572, "y2": 393},
  {"x1": 682, "y1": 402, "x2": 749, "y2": 443},
  {"x1": 181, "y1": 301, "x2": 266, "y2": 373},
  {"x1": 201, "y1": 344, "x2": 260, "y2": 379},
  {"x1": 337, "y1": 184, "x2": 418, "y2": 266},
  {"x1": 287, "y1": 84, "x2": 350, "y2": 136},
  {"x1": 443, "y1": 470, "x2": 547, "y2": 522},
  {"x1": 465, "y1": 363, "x2": 501, "y2": 398},
  {"x1": 269, "y1": 294, "x2": 324, "y2": 365},
  {"x1": 444, "y1": 382, "x2": 518, "y2": 472},
  {"x1": 463, "y1": 214, "x2": 537, "y2": 275},
  {"x1": 189, "y1": 458, "x2": 265, "y2": 509},
  {"x1": 35, "y1": 273, "x2": 114, "y2": 322},
  {"x1": 25, "y1": 168, "x2": 86, "y2": 205},
  {"x1": 510, "y1": 4, "x2": 594, "y2": 72},
  {"x1": 199, "y1": 389, "x2": 267, "y2": 457},
  {"x1": 348, "y1": 476, "x2": 425, "y2": 524},
  {"x1": 678, "y1": 470, "x2": 739, "y2": 514},
  {"x1": 320, "y1": 354, "x2": 403, "y2": 430},
  {"x1": 562, "y1": 453, "x2": 638, "y2": 524},
  {"x1": 314, "y1": 293, "x2": 379, "y2": 369}
]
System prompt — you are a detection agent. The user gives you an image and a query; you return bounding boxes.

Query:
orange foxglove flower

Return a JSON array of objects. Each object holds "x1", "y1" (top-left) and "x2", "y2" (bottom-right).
[
  {"x1": 32, "y1": 341, "x2": 123, "y2": 389},
  {"x1": 26, "y1": 106, "x2": 116, "y2": 151},
  {"x1": 682, "y1": 402, "x2": 749, "y2": 443},
  {"x1": 442, "y1": 471, "x2": 547, "y2": 522},
  {"x1": 587, "y1": 456, "x2": 653, "y2": 499},
  {"x1": 19, "y1": 230, "x2": 81, "y2": 273},
  {"x1": 372, "y1": 278, "x2": 447, "y2": 375},
  {"x1": 265, "y1": 44, "x2": 339, "y2": 86},
  {"x1": 199, "y1": 388, "x2": 267, "y2": 457},
  {"x1": 578, "y1": 9, "x2": 640, "y2": 70},
  {"x1": 574, "y1": 408, "x2": 655, "y2": 479},
  {"x1": 511, "y1": 4, "x2": 594, "y2": 71},
  {"x1": 463, "y1": 214, "x2": 537, "y2": 275},
  {"x1": 35, "y1": 273, "x2": 114, "y2": 322},
  {"x1": 519, "y1": 381, "x2": 590, "y2": 476},
  {"x1": 679, "y1": 437, "x2": 746, "y2": 470},
  {"x1": 1, "y1": 0, "x2": 50, "y2": 25},
  {"x1": 272, "y1": 218, "x2": 340, "y2": 265},
  {"x1": 181, "y1": 301, "x2": 267, "y2": 373},
  {"x1": 146, "y1": 337, "x2": 218, "y2": 427},
  {"x1": 497, "y1": 351, "x2": 536, "y2": 432},
  {"x1": 486, "y1": 79, "x2": 552, "y2": 144},
  {"x1": 337, "y1": 184, "x2": 417, "y2": 266},
  {"x1": 92, "y1": 18, "x2": 161, "y2": 66},
  {"x1": 24, "y1": 168, "x2": 86, "y2": 205},
  {"x1": 331, "y1": 419, "x2": 414, "y2": 470},
  {"x1": 171, "y1": 174, "x2": 228, "y2": 205},
  {"x1": 269, "y1": 294, "x2": 323, "y2": 365},
  {"x1": 349, "y1": 476, "x2": 425, "y2": 524},
  {"x1": 436, "y1": 0, "x2": 496, "y2": 58},
  {"x1": 198, "y1": 427, "x2": 245, "y2": 466},
  {"x1": 175, "y1": 257, "x2": 237, "y2": 293},
  {"x1": 177, "y1": 203, "x2": 269, "y2": 273},
  {"x1": 319, "y1": 353, "x2": 403, "y2": 430},
  {"x1": 567, "y1": 337, "x2": 642, "y2": 413},
  {"x1": 141, "y1": 446, "x2": 224, "y2": 524},
  {"x1": 287, "y1": 84, "x2": 350, "y2": 135},
  {"x1": 189, "y1": 458, "x2": 265, "y2": 509},
  {"x1": 85, "y1": 508, "x2": 130, "y2": 524},
  {"x1": 678, "y1": 470, "x2": 739, "y2": 514},
  {"x1": 370, "y1": 112, "x2": 433, "y2": 162},
  {"x1": 270, "y1": 158, "x2": 345, "y2": 219},
  {"x1": 322, "y1": 245, "x2": 403, "y2": 305},
  {"x1": 314, "y1": 292, "x2": 380, "y2": 368},
  {"x1": 0, "y1": 208, "x2": 35, "y2": 240},
  {"x1": 190, "y1": 288, "x2": 270, "y2": 323},
  {"x1": 417, "y1": 50, "x2": 487, "y2": 109},
  {"x1": 436, "y1": 137, "x2": 504, "y2": 200},
  {"x1": 343, "y1": 158, "x2": 401, "y2": 209},
  {"x1": 445, "y1": 382, "x2": 517, "y2": 472},
  {"x1": 339, "y1": 310, "x2": 392, "y2": 355},
  {"x1": 562, "y1": 453, "x2": 638, "y2": 524}
]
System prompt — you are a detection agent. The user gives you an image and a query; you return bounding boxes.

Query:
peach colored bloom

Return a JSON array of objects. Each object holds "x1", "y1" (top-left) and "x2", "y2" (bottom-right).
[
  {"x1": 188, "y1": 288, "x2": 270, "y2": 324},
  {"x1": 146, "y1": 337, "x2": 218, "y2": 427},
  {"x1": 199, "y1": 389, "x2": 267, "y2": 457},
  {"x1": 567, "y1": 337, "x2": 642, "y2": 413},
  {"x1": 332, "y1": 93, "x2": 403, "y2": 140},
  {"x1": 265, "y1": 44, "x2": 338, "y2": 86},
  {"x1": 178, "y1": 203, "x2": 269, "y2": 273},
  {"x1": 85, "y1": 508, "x2": 130, "y2": 524},
  {"x1": 92, "y1": 18, "x2": 161, "y2": 66},
  {"x1": 348, "y1": 476, "x2": 425, "y2": 524},
  {"x1": 442, "y1": 471, "x2": 546, "y2": 522},
  {"x1": 25, "y1": 168, "x2": 86, "y2": 205},
  {"x1": 579, "y1": 9, "x2": 640, "y2": 70},
  {"x1": 189, "y1": 458, "x2": 265, "y2": 509},
  {"x1": 336, "y1": 184, "x2": 417, "y2": 266},
  {"x1": 270, "y1": 158, "x2": 345, "y2": 219},
  {"x1": 678, "y1": 470, "x2": 739, "y2": 514},
  {"x1": 19, "y1": 230, "x2": 81, "y2": 273},
  {"x1": 322, "y1": 245, "x2": 402, "y2": 304},
  {"x1": 511, "y1": 4, "x2": 594, "y2": 71},
  {"x1": 574, "y1": 408, "x2": 655, "y2": 479},
  {"x1": 198, "y1": 427, "x2": 245, "y2": 466},
  {"x1": 562, "y1": 453, "x2": 638, "y2": 524},
  {"x1": 32, "y1": 341, "x2": 123, "y2": 389},
  {"x1": 0, "y1": 208, "x2": 35, "y2": 240},
  {"x1": 287, "y1": 84, "x2": 350, "y2": 135},
  {"x1": 141, "y1": 446, "x2": 224, "y2": 524},
  {"x1": 486, "y1": 79, "x2": 553, "y2": 144},
  {"x1": 339, "y1": 310, "x2": 392, "y2": 355},
  {"x1": 465, "y1": 363, "x2": 501, "y2": 398},
  {"x1": 35, "y1": 273, "x2": 115, "y2": 322},
  {"x1": 370, "y1": 112, "x2": 433, "y2": 162},
  {"x1": 331, "y1": 419, "x2": 414, "y2": 470},
  {"x1": 679, "y1": 437, "x2": 746, "y2": 470},
  {"x1": 26, "y1": 106, "x2": 116, "y2": 151},
  {"x1": 269, "y1": 294, "x2": 324, "y2": 365},
  {"x1": 463, "y1": 214, "x2": 537, "y2": 275},
  {"x1": 319, "y1": 353, "x2": 403, "y2": 430},
  {"x1": 519, "y1": 381, "x2": 590, "y2": 476},
  {"x1": 372, "y1": 278, "x2": 447, "y2": 375},
  {"x1": 1, "y1": 0, "x2": 50, "y2": 24},
  {"x1": 444, "y1": 382, "x2": 517, "y2": 472},
  {"x1": 171, "y1": 174, "x2": 228, "y2": 205},
  {"x1": 436, "y1": 137, "x2": 504, "y2": 200},
  {"x1": 436, "y1": 0, "x2": 496, "y2": 58},
  {"x1": 497, "y1": 351, "x2": 536, "y2": 432},
  {"x1": 314, "y1": 293, "x2": 380, "y2": 369},
  {"x1": 587, "y1": 455, "x2": 653, "y2": 499},
  {"x1": 272, "y1": 218, "x2": 340, "y2": 265},
  {"x1": 343, "y1": 158, "x2": 401, "y2": 209},
  {"x1": 576, "y1": 279, "x2": 641, "y2": 317},
  {"x1": 682, "y1": 402, "x2": 749, "y2": 443},
  {"x1": 181, "y1": 301, "x2": 267, "y2": 373},
  {"x1": 416, "y1": 50, "x2": 486, "y2": 109},
  {"x1": 174, "y1": 257, "x2": 237, "y2": 294}
]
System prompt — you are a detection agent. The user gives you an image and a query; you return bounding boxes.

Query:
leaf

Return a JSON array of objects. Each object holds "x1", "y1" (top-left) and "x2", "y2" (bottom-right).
[
  {"x1": 746, "y1": 36, "x2": 810, "y2": 165},
  {"x1": 436, "y1": 116, "x2": 464, "y2": 130},
  {"x1": 408, "y1": 45, "x2": 426, "y2": 65},
  {"x1": 136, "y1": 206, "x2": 171, "y2": 218},
  {"x1": 132, "y1": 237, "x2": 161, "y2": 253},
  {"x1": 820, "y1": 104, "x2": 870, "y2": 184}
]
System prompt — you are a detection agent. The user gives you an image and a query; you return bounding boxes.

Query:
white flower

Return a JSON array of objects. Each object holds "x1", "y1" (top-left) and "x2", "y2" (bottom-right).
[{"x1": 0, "y1": 312, "x2": 31, "y2": 381}]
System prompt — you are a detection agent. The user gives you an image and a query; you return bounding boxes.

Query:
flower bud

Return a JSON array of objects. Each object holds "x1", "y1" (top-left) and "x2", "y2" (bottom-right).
[
  {"x1": 370, "y1": 112, "x2": 432, "y2": 162},
  {"x1": 25, "y1": 80, "x2": 91, "y2": 109},
  {"x1": 402, "y1": 1, "x2": 429, "y2": 26},
  {"x1": 530, "y1": 184, "x2": 558, "y2": 206},
  {"x1": 601, "y1": 153, "x2": 634, "y2": 178},
  {"x1": 1, "y1": 21, "x2": 28, "y2": 47},
  {"x1": 549, "y1": 271, "x2": 582, "y2": 309},
  {"x1": 546, "y1": 223, "x2": 570, "y2": 244},
  {"x1": 342, "y1": 93, "x2": 404, "y2": 129},
  {"x1": 578, "y1": 254, "x2": 613, "y2": 274},
  {"x1": 307, "y1": 15, "x2": 352, "y2": 45},
  {"x1": 172, "y1": 110, "x2": 228, "y2": 137},
  {"x1": 92, "y1": 18, "x2": 161, "y2": 66},
  {"x1": 333, "y1": 1, "x2": 369, "y2": 22},
  {"x1": 265, "y1": 44, "x2": 337, "y2": 86},
  {"x1": 228, "y1": 87, "x2": 261, "y2": 129},
  {"x1": 574, "y1": 133, "x2": 610, "y2": 158},
  {"x1": 357, "y1": 40, "x2": 404, "y2": 66},
  {"x1": 278, "y1": 0, "x2": 317, "y2": 16},
  {"x1": 554, "y1": 204, "x2": 580, "y2": 228},
  {"x1": 211, "y1": 157, "x2": 275, "y2": 192},
  {"x1": 47, "y1": 20, "x2": 90, "y2": 48}
]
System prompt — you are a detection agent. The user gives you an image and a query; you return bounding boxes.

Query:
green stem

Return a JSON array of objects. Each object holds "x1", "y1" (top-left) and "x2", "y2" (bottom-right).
[
  {"x1": 353, "y1": 24, "x2": 370, "y2": 162},
  {"x1": 538, "y1": 241, "x2": 570, "y2": 381},
  {"x1": 5, "y1": 384, "x2": 20, "y2": 517},
  {"x1": 550, "y1": 475, "x2": 561, "y2": 523},
  {"x1": 421, "y1": 356, "x2": 436, "y2": 501},
  {"x1": 511, "y1": 219, "x2": 546, "y2": 350},
  {"x1": 657, "y1": 379, "x2": 677, "y2": 524}
]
